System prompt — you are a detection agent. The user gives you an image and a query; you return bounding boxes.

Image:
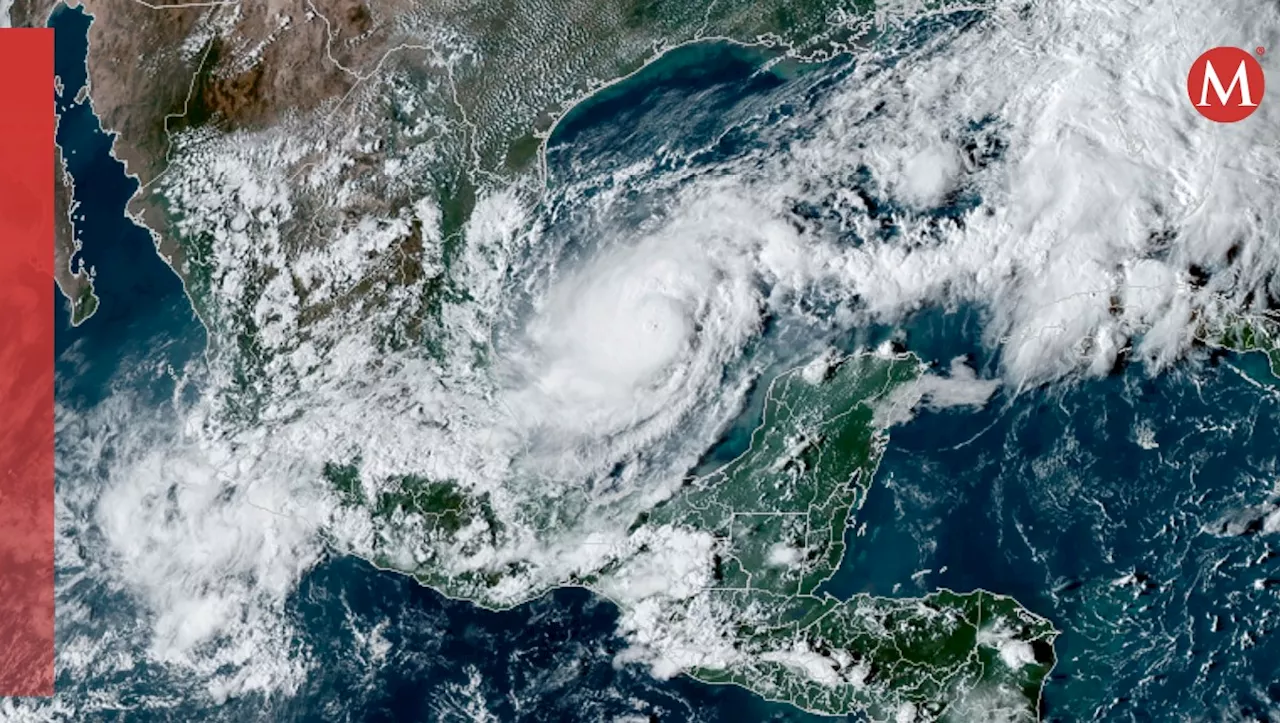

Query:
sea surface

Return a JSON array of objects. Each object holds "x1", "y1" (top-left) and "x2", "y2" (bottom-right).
[{"x1": 51, "y1": 4, "x2": 1280, "y2": 720}]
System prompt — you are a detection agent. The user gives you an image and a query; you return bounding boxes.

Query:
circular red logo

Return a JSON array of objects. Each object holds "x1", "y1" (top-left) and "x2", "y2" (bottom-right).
[{"x1": 1187, "y1": 46, "x2": 1265, "y2": 122}]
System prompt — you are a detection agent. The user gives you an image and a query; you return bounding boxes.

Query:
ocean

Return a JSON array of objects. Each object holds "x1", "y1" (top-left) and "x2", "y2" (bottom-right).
[{"x1": 51, "y1": 3, "x2": 1280, "y2": 720}]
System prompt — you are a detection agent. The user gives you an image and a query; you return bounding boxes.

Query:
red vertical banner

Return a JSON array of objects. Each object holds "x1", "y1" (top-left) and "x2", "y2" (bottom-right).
[{"x1": 0, "y1": 30, "x2": 56, "y2": 696}]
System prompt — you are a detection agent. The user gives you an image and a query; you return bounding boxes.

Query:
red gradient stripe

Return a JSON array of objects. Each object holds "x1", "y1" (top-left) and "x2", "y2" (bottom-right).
[{"x1": 0, "y1": 29, "x2": 55, "y2": 696}]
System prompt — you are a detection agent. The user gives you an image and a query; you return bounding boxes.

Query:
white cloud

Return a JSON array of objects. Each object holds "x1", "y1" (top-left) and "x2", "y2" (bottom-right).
[
  {"x1": 875, "y1": 356, "x2": 999, "y2": 427},
  {"x1": 48, "y1": 0, "x2": 1280, "y2": 710}
]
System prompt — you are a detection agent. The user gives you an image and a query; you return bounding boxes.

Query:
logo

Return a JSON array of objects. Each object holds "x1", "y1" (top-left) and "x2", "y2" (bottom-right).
[{"x1": 1187, "y1": 46, "x2": 1265, "y2": 122}]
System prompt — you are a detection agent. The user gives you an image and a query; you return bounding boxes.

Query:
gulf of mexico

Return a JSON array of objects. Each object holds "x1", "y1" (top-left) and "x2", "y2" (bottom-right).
[{"x1": 47, "y1": 13, "x2": 837, "y2": 720}]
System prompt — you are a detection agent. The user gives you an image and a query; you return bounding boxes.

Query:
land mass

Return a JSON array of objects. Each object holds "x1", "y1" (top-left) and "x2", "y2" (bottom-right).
[
  {"x1": 18, "y1": 0, "x2": 964, "y2": 332},
  {"x1": 330, "y1": 351, "x2": 1059, "y2": 720},
  {"x1": 30, "y1": 0, "x2": 1059, "y2": 716}
]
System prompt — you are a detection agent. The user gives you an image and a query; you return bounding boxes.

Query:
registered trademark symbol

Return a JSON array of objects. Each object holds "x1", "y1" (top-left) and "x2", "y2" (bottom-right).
[{"x1": 1258, "y1": 46, "x2": 1266, "y2": 56}]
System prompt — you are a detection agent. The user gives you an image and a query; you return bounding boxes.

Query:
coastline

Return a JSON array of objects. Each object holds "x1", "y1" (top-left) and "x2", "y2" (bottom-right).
[{"x1": 50, "y1": 8, "x2": 1061, "y2": 718}]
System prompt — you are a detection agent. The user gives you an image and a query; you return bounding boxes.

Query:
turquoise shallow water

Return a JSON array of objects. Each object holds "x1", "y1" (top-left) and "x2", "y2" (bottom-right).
[
  {"x1": 838, "y1": 310, "x2": 1280, "y2": 721},
  {"x1": 52, "y1": 3, "x2": 1280, "y2": 719}
]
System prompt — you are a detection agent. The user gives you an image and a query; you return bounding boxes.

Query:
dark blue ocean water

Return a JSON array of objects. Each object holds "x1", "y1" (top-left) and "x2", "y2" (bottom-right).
[
  {"x1": 49, "y1": 7, "x2": 801, "y2": 722},
  {"x1": 50, "y1": 4, "x2": 203, "y2": 410},
  {"x1": 51, "y1": 4, "x2": 1280, "y2": 721},
  {"x1": 832, "y1": 313, "x2": 1280, "y2": 721}
]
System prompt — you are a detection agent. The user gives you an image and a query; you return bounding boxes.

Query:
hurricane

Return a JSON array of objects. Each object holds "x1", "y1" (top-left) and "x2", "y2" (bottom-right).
[{"x1": 33, "y1": 0, "x2": 1280, "y2": 718}]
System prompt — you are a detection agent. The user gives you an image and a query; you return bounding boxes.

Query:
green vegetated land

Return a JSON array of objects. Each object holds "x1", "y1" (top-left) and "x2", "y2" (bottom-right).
[
  {"x1": 1215, "y1": 312, "x2": 1280, "y2": 377},
  {"x1": 643, "y1": 352, "x2": 1057, "y2": 719},
  {"x1": 329, "y1": 351, "x2": 1058, "y2": 720}
]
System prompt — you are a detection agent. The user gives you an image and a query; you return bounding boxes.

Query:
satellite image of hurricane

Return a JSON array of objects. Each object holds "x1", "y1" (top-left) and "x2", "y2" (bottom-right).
[{"x1": 1, "y1": 0, "x2": 1279, "y2": 719}]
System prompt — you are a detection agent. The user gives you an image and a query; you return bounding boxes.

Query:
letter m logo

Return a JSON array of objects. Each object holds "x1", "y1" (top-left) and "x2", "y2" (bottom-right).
[
  {"x1": 1198, "y1": 59, "x2": 1257, "y2": 107},
  {"x1": 1188, "y1": 47, "x2": 1266, "y2": 122}
]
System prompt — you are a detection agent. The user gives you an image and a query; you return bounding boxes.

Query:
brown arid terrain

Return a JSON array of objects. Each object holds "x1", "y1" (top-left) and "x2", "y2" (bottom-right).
[
  {"x1": 18, "y1": 0, "x2": 411, "y2": 321},
  {"x1": 16, "y1": 0, "x2": 430, "y2": 182},
  {"x1": 17, "y1": 0, "x2": 892, "y2": 344}
]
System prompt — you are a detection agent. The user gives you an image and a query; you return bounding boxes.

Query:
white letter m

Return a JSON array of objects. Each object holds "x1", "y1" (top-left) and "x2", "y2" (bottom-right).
[{"x1": 1198, "y1": 59, "x2": 1257, "y2": 107}]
